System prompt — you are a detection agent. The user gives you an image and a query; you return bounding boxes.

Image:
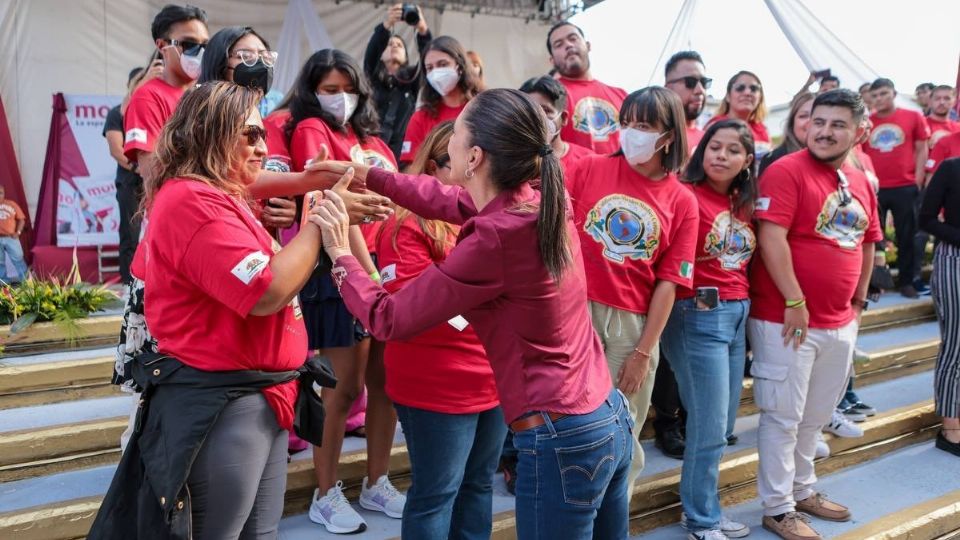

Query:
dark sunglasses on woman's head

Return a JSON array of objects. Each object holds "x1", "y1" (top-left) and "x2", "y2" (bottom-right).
[
  {"x1": 242, "y1": 125, "x2": 267, "y2": 146},
  {"x1": 168, "y1": 38, "x2": 207, "y2": 57},
  {"x1": 734, "y1": 83, "x2": 762, "y2": 94},
  {"x1": 836, "y1": 169, "x2": 853, "y2": 207},
  {"x1": 667, "y1": 76, "x2": 712, "y2": 90}
]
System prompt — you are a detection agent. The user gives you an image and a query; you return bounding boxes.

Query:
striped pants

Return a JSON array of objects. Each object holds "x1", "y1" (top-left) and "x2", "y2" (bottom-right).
[{"x1": 932, "y1": 242, "x2": 960, "y2": 419}]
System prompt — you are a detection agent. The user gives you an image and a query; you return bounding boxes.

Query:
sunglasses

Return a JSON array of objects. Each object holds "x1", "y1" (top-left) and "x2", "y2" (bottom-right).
[
  {"x1": 667, "y1": 76, "x2": 712, "y2": 90},
  {"x1": 242, "y1": 125, "x2": 267, "y2": 146},
  {"x1": 230, "y1": 49, "x2": 279, "y2": 68},
  {"x1": 168, "y1": 38, "x2": 207, "y2": 57},
  {"x1": 836, "y1": 169, "x2": 852, "y2": 207},
  {"x1": 734, "y1": 83, "x2": 762, "y2": 94}
]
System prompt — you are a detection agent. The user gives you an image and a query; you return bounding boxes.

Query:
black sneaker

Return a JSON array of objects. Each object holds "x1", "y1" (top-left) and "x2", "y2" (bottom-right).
[
  {"x1": 935, "y1": 431, "x2": 960, "y2": 457},
  {"x1": 726, "y1": 434, "x2": 739, "y2": 446},
  {"x1": 501, "y1": 455, "x2": 518, "y2": 495},
  {"x1": 655, "y1": 426, "x2": 685, "y2": 459}
]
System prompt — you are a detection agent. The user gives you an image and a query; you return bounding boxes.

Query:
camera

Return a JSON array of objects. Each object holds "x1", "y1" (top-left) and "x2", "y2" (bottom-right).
[{"x1": 401, "y1": 3, "x2": 420, "y2": 25}]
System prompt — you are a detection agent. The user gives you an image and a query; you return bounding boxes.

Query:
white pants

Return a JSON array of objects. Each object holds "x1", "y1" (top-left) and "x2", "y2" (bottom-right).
[{"x1": 748, "y1": 318, "x2": 856, "y2": 516}]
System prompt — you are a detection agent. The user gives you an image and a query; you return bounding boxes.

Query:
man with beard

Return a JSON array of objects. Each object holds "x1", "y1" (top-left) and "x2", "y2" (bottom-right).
[
  {"x1": 546, "y1": 22, "x2": 626, "y2": 154},
  {"x1": 749, "y1": 89, "x2": 882, "y2": 540},
  {"x1": 664, "y1": 50, "x2": 709, "y2": 154},
  {"x1": 925, "y1": 85, "x2": 959, "y2": 150}
]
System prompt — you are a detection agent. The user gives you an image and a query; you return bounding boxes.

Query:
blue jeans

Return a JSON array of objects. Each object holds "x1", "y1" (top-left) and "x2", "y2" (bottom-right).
[
  {"x1": 0, "y1": 236, "x2": 27, "y2": 282},
  {"x1": 660, "y1": 298, "x2": 749, "y2": 532},
  {"x1": 395, "y1": 404, "x2": 507, "y2": 540},
  {"x1": 512, "y1": 388, "x2": 633, "y2": 540}
]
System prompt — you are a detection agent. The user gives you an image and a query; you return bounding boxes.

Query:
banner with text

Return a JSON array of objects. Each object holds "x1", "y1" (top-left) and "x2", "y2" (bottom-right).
[{"x1": 57, "y1": 94, "x2": 121, "y2": 247}]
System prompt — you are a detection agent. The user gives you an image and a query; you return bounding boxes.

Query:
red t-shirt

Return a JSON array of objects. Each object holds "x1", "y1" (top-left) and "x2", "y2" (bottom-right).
[
  {"x1": 677, "y1": 183, "x2": 755, "y2": 300},
  {"x1": 376, "y1": 215, "x2": 499, "y2": 414},
  {"x1": 0, "y1": 200, "x2": 25, "y2": 237},
  {"x1": 708, "y1": 115, "x2": 771, "y2": 157},
  {"x1": 560, "y1": 141, "x2": 594, "y2": 175},
  {"x1": 263, "y1": 109, "x2": 292, "y2": 173},
  {"x1": 123, "y1": 78, "x2": 184, "y2": 162},
  {"x1": 750, "y1": 150, "x2": 884, "y2": 329},
  {"x1": 927, "y1": 131, "x2": 960, "y2": 174},
  {"x1": 132, "y1": 180, "x2": 308, "y2": 429},
  {"x1": 864, "y1": 108, "x2": 930, "y2": 188},
  {"x1": 686, "y1": 124, "x2": 705, "y2": 155},
  {"x1": 400, "y1": 103, "x2": 466, "y2": 163},
  {"x1": 558, "y1": 77, "x2": 628, "y2": 155},
  {"x1": 926, "y1": 116, "x2": 959, "y2": 149},
  {"x1": 290, "y1": 117, "x2": 397, "y2": 252},
  {"x1": 567, "y1": 155, "x2": 699, "y2": 314}
]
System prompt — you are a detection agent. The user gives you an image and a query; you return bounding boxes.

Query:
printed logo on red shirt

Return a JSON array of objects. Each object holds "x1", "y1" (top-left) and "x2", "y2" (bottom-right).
[
  {"x1": 703, "y1": 212, "x2": 756, "y2": 270},
  {"x1": 379, "y1": 263, "x2": 397, "y2": 285},
  {"x1": 869, "y1": 124, "x2": 906, "y2": 152},
  {"x1": 815, "y1": 193, "x2": 870, "y2": 249},
  {"x1": 584, "y1": 194, "x2": 661, "y2": 263},
  {"x1": 572, "y1": 97, "x2": 620, "y2": 141},
  {"x1": 125, "y1": 128, "x2": 147, "y2": 144},
  {"x1": 230, "y1": 250, "x2": 269, "y2": 285}
]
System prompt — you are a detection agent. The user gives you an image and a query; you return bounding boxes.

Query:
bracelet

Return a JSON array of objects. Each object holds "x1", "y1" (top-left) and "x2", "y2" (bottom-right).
[
  {"x1": 369, "y1": 270, "x2": 381, "y2": 283},
  {"x1": 785, "y1": 297, "x2": 806, "y2": 309},
  {"x1": 632, "y1": 349, "x2": 652, "y2": 358}
]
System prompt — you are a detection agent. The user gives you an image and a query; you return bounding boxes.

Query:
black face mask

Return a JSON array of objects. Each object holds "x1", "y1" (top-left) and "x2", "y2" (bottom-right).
[{"x1": 233, "y1": 60, "x2": 273, "y2": 94}]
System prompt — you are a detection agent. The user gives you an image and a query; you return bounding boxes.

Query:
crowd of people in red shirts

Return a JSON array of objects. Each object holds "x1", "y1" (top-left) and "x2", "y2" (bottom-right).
[{"x1": 89, "y1": 4, "x2": 960, "y2": 540}]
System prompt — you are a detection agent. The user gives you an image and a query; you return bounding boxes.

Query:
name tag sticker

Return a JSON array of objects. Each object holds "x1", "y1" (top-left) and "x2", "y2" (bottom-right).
[
  {"x1": 125, "y1": 128, "x2": 147, "y2": 144},
  {"x1": 402, "y1": 141, "x2": 411, "y2": 154},
  {"x1": 448, "y1": 315, "x2": 469, "y2": 331},
  {"x1": 756, "y1": 197, "x2": 771, "y2": 211},
  {"x1": 380, "y1": 263, "x2": 397, "y2": 285}
]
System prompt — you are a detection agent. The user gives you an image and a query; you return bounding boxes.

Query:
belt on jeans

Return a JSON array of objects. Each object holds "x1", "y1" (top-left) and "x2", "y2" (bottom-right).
[{"x1": 509, "y1": 412, "x2": 567, "y2": 432}]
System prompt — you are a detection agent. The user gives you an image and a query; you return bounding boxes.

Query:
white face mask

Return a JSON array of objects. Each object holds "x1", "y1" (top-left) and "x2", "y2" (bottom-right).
[
  {"x1": 316, "y1": 92, "x2": 359, "y2": 126},
  {"x1": 427, "y1": 67, "x2": 460, "y2": 96},
  {"x1": 545, "y1": 113, "x2": 560, "y2": 141},
  {"x1": 179, "y1": 49, "x2": 203, "y2": 80},
  {"x1": 620, "y1": 127, "x2": 667, "y2": 166}
]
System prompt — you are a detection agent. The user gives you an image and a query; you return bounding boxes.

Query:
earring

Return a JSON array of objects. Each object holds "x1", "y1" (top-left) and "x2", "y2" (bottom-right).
[{"x1": 465, "y1": 169, "x2": 475, "y2": 178}]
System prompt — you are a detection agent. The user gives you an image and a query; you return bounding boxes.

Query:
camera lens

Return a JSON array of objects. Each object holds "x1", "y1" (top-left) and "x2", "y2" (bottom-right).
[{"x1": 402, "y1": 3, "x2": 420, "y2": 25}]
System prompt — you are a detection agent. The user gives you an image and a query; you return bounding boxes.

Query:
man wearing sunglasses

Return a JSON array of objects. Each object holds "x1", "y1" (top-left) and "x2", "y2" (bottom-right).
[
  {"x1": 664, "y1": 50, "x2": 710, "y2": 153},
  {"x1": 124, "y1": 4, "x2": 210, "y2": 184},
  {"x1": 748, "y1": 89, "x2": 883, "y2": 540}
]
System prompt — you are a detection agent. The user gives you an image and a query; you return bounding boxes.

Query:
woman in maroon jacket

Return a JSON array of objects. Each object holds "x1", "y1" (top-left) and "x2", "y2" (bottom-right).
[{"x1": 309, "y1": 89, "x2": 633, "y2": 539}]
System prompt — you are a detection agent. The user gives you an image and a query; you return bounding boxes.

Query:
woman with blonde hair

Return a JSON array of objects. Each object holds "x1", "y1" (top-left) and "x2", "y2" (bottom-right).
[{"x1": 377, "y1": 120, "x2": 504, "y2": 539}]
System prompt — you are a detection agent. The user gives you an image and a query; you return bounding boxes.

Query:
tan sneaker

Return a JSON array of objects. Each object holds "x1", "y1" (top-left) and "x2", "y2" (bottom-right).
[
  {"x1": 796, "y1": 492, "x2": 852, "y2": 522},
  {"x1": 762, "y1": 512, "x2": 822, "y2": 540}
]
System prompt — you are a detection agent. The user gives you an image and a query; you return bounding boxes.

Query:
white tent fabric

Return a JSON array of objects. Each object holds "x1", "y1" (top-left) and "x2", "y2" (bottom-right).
[
  {"x1": 1, "y1": 0, "x2": 555, "y2": 219},
  {"x1": 272, "y1": 0, "x2": 334, "y2": 94}
]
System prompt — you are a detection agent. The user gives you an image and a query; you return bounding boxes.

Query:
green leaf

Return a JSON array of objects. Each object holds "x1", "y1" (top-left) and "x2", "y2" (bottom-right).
[{"x1": 9, "y1": 312, "x2": 39, "y2": 334}]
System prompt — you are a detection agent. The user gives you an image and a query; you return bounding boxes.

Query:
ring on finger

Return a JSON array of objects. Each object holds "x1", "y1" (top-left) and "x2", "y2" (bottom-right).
[
  {"x1": 362, "y1": 216, "x2": 373, "y2": 224},
  {"x1": 794, "y1": 328, "x2": 803, "y2": 337}
]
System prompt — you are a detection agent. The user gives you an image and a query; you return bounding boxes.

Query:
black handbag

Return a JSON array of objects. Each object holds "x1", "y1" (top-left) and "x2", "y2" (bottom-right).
[
  {"x1": 294, "y1": 355, "x2": 338, "y2": 446},
  {"x1": 870, "y1": 265, "x2": 896, "y2": 291}
]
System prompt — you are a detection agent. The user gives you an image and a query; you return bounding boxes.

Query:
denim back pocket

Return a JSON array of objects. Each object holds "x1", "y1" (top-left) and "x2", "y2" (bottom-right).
[{"x1": 555, "y1": 432, "x2": 617, "y2": 507}]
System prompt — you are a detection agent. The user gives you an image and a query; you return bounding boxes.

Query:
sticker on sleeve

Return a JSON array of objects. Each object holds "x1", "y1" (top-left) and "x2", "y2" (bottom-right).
[
  {"x1": 230, "y1": 251, "x2": 269, "y2": 285},
  {"x1": 401, "y1": 141, "x2": 411, "y2": 154},
  {"x1": 379, "y1": 264, "x2": 397, "y2": 285},
  {"x1": 448, "y1": 315, "x2": 469, "y2": 331},
  {"x1": 679, "y1": 261, "x2": 694, "y2": 279},
  {"x1": 926, "y1": 158, "x2": 936, "y2": 170},
  {"x1": 125, "y1": 128, "x2": 147, "y2": 144},
  {"x1": 755, "y1": 197, "x2": 771, "y2": 211}
]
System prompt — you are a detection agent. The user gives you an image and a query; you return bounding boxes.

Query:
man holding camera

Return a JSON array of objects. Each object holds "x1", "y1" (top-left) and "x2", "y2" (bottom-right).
[{"x1": 749, "y1": 90, "x2": 882, "y2": 540}]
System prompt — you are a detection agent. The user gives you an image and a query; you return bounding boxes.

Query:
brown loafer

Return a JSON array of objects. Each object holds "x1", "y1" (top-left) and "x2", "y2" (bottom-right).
[
  {"x1": 762, "y1": 512, "x2": 822, "y2": 540},
  {"x1": 796, "y1": 492, "x2": 852, "y2": 522}
]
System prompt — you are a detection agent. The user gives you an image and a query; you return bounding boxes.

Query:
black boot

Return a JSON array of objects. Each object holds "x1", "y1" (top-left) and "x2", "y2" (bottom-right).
[{"x1": 654, "y1": 425, "x2": 685, "y2": 459}]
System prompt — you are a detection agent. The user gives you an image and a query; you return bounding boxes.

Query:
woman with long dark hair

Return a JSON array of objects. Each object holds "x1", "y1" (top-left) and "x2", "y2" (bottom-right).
[
  {"x1": 363, "y1": 3, "x2": 431, "y2": 161},
  {"x1": 286, "y1": 48, "x2": 403, "y2": 535},
  {"x1": 308, "y1": 88, "x2": 633, "y2": 539},
  {"x1": 661, "y1": 119, "x2": 757, "y2": 540},
  {"x1": 376, "y1": 121, "x2": 506, "y2": 539},
  {"x1": 399, "y1": 35, "x2": 481, "y2": 165},
  {"x1": 710, "y1": 70, "x2": 772, "y2": 160},
  {"x1": 565, "y1": 86, "x2": 699, "y2": 495}
]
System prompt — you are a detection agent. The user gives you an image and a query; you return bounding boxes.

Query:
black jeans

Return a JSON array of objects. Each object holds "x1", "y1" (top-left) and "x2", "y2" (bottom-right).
[
  {"x1": 878, "y1": 185, "x2": 919, "y2": 287},
  {"x1": 116, "y1": 179, "x2": 143, "y2": 283},
  {"x1": 913, "y1": 186, "x2": 930, "y2": 283},
  {"x1": 651, "y1": 347, "x2": 685, "y2": 436}
]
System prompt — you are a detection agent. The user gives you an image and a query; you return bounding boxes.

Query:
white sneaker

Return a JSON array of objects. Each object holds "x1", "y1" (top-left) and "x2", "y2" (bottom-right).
[
  {"x1": 359, "y1": 474, "x2": 406, "y2": 518},
  {"x1": 681, "y1": 514, "x2": 750, "y2": 538},
  {"x1": 309, "y1": 482, "x2": 367, "y2": 534},
  {"x1": 688, "y1": 529, "x2": 729, "y2": 540},
  {"x1": 815, "y1": 432, "x2": 831, "y2": 458},
  {"x1": 824, "y1": 410, "x2": 864, "y2": 438}
]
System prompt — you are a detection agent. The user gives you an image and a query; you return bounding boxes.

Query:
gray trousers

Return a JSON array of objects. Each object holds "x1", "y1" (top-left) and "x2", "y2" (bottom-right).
[{"x1": 188, "y1": 393, "x2": 289, "y2": 539}]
